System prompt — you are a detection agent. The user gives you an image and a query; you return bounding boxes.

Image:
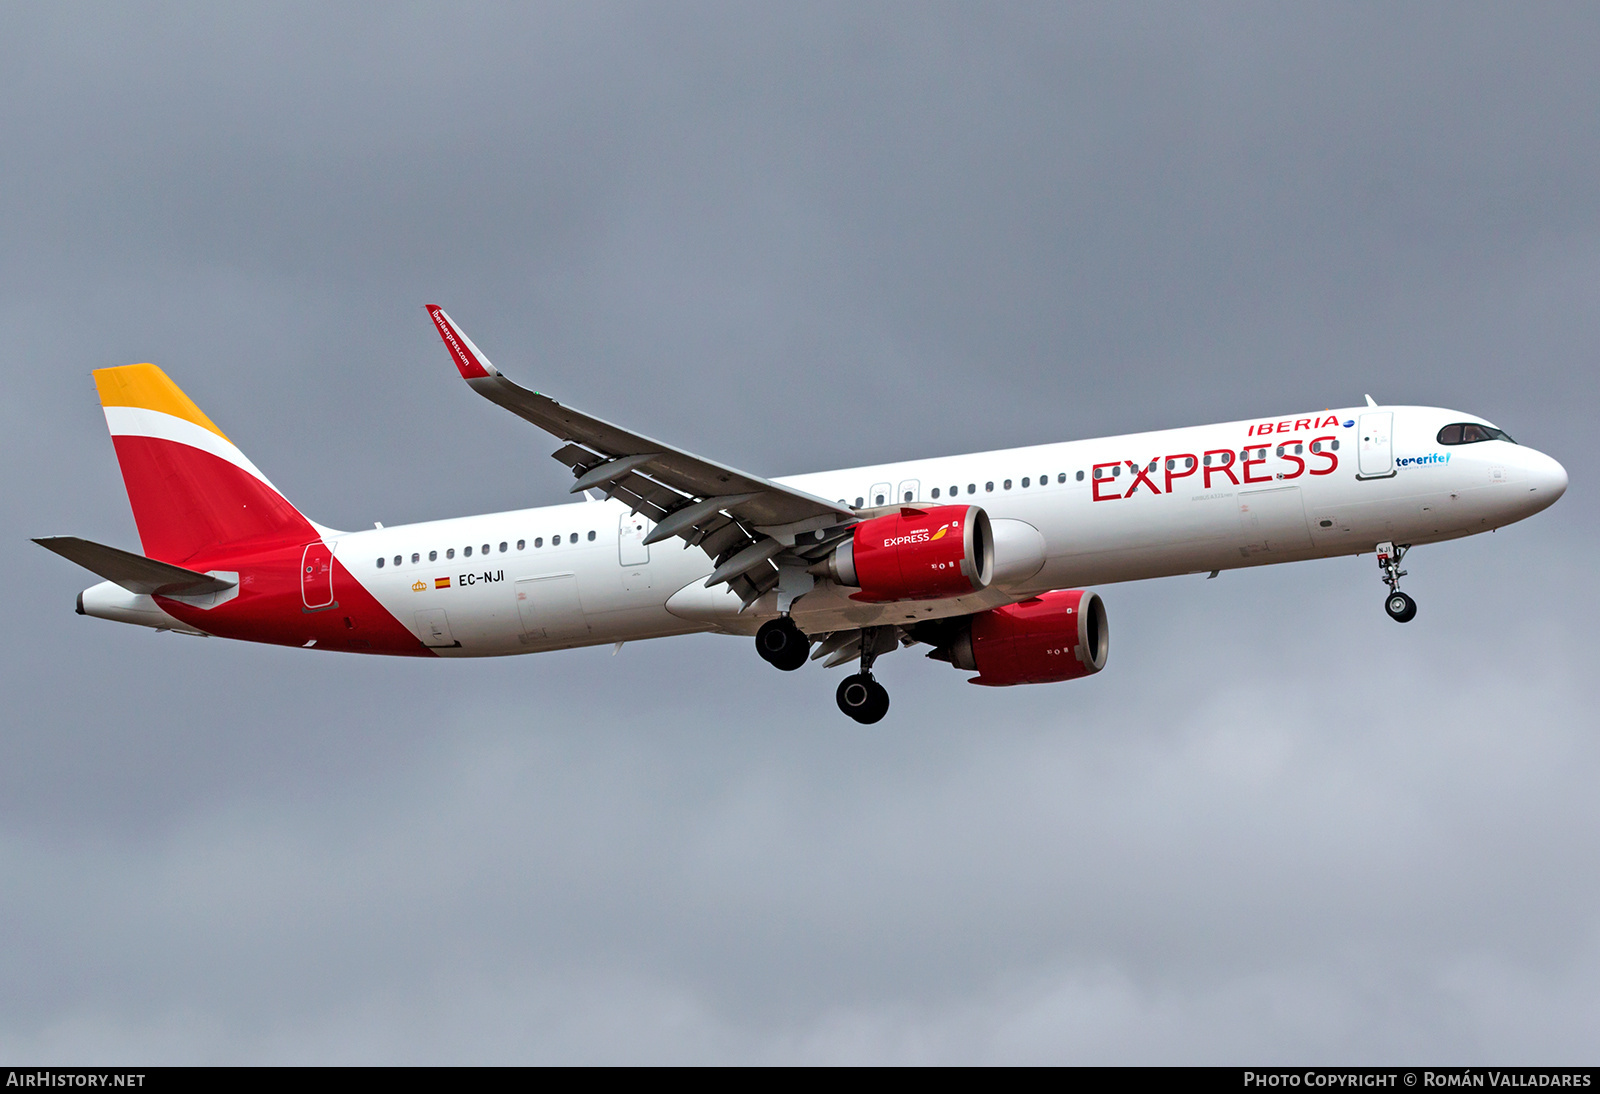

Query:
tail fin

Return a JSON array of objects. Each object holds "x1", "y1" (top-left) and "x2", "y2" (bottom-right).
[{"x1": 94, "y1": 364, "x2": 316, "y2": 563}]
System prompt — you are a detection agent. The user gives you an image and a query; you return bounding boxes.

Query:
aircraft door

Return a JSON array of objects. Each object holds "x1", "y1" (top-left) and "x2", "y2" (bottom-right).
[
  {"x1": 619, "y1": 512, "x2": 650, "y2": 566},
  {"x1": 868, "y1": 482, "x2": 892, "y2": 507},
  {"x1": 1238, "y1": 486, "x2": 1314, "y2": 555},
  {"x1": 619, "y1": 512, "x2": 652, "y2": 592},
  {"x1": 415, "y1": 609, "x2": 458, "y2": 648},
  {"x1": 515, "y1": 574, "x2": 591, "y2": 641},
  {"x1": 301, "y1": 541, "x2": 335, "y2": 610},
  {"x1": 1358, "y1": 412, "x2": 1395, "y2": 479},
  {"x1": 897, "y1": 479, "x2": 921, "y2": 504}
]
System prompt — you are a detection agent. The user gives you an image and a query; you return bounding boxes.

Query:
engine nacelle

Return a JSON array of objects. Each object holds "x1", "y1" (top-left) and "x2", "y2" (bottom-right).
[
  {"x1": 932, "y1": 589, "x2": 1109, "y2": 686},
  {"x1": 822, "y1": 505, "x2": 993, "y2": 602}
]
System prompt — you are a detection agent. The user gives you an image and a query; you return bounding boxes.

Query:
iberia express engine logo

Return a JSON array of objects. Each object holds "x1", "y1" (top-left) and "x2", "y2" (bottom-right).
[{"x1": 883, "y1": 521, "x2": 954, "y2": 548}]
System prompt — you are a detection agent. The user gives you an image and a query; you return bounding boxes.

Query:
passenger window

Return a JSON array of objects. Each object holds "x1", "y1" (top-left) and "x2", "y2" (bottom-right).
[
  {"x1": 552, "y1": 535, "x2": 561, "y2": 546},
  {"x1": 588, "y1": 530, "x2": 596, "y2": 541},
  {"x1": 967, "y1": 484, "x2": 976, "y2": 494},
  {"x1": 1113, "y1": 465, "x2": 1121, "y2": 477},
  {"x1": 874, "y1": 493, "x2": 885, "y2": 505},
  {"x1": 1021, "y1": 477, "x2": 1030, "y2": 488},
  {"x1": 1074, "y1": 471, "x2": 1083, "y2": 481},
  {"x1": 1331, "y1": 439, "x2": 1339, "y2": 450},
  {"x1": 446, "y1": 548, "x2": 455, "y2": 559},
  {"x1": 499, "y1": 542, "x2": 508, "y2": 553},
  {"x1": 376, "y1": 557, "x2": 385, "y2": 568},
  {"x1": 482, "y1": 544, "x2": 490, "y2": 555},
  {"x1": 516, "y1": 540, "x2": 525, "y2": 551},
  {"x1": 903, "y1": 491, "x2": 913, "y2": 502},
  {"x1": 535, "y1": 537, "x2": 543, "y2": 548},
  {"x1": 931, "y1": 488, "x2": 941, "y2": 499},
  {"x1": 1003, "y1": 479, "x2": 1012, "y2": 490},
  {"x1": 429, "y1": 550, "x2": 438, "y2": 562},
  {"x1": 464, "y1": 545, "x2": 472, "y2": 557},
  {"x1": 570, "y1": 531, "x2": 578, "y2": 542},
  {"x1": 985, "y1": 482, "x2": 994, "y2": 492},
  {"x1": 394, "y1": 555, "x2": 402, "y2": 567},
  {"x1": 412, "y1": 553, "x2": 420, "y2": 564},
  {"x1": 854, "y1": 497, "x2": 864, "y2": 508}
]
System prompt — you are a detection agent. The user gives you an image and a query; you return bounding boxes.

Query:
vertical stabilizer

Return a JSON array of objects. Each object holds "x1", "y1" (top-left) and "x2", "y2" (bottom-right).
[{"x1": 93, "y1": 364, "x2": 316, "y2": 563}]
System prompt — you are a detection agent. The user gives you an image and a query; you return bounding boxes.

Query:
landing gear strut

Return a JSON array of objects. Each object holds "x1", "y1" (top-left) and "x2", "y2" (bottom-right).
[
  {"x1": 836, "y1": 626, "x2": 892, "y2": 724},
  {"x1": 1376, "y1": 541, "x2": 1417, "y2": 623},
  {"x1": 756, "y1": 615, "x2": 810, "y2": 671}
]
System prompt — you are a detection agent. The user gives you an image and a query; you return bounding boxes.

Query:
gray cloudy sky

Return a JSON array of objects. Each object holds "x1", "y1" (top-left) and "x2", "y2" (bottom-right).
[{"x1": 3, "y1": 2, "x2": 1598, "y2": 1063}]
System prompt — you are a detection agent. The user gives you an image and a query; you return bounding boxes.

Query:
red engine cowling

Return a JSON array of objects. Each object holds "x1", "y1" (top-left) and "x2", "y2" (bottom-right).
[
  {"x1": 934, "y1": 589, "x2": 1109, "y2": 686},
  {"x1": 824, "y1": 505, "x2": 993, "y2": 602}
]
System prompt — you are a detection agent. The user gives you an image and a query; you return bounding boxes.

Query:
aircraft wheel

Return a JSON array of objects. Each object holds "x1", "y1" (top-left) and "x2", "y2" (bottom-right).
[
  {"x1": 1385, "y1": 591, "x2": 1417, "y2": 623},
  {"x1": 756, "y1": 616, "x2": 809, "y2": 671},
  {"x1": 860, "y1": 679, "x2": 890, "y2": 724},
  {"x1": 837, "y1": 674, "x2": 874, "y2": 720},
  {"x1": 837, "y1": 674, "x2": 890, "y2": 724}
]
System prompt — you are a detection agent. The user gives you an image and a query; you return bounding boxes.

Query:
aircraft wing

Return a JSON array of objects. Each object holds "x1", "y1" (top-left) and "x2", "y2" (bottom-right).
[
  {"x1": 426, "y1": 306, "x2": 857, "y2": 608},
  {"x1": 34, "y1": 536, "x2": 237, "y2": 596}
]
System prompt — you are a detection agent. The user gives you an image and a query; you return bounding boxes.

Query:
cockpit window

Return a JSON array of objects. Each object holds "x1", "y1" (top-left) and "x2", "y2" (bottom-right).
[{"x1": 1438, "y1": 422, "x2": 1515, "y2": 445}]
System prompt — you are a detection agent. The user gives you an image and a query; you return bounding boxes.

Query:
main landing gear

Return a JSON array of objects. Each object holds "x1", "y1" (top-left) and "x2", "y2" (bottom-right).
[
  {"x1": 755, "y1": 615, "x2": 810, "y2": 671},
  {"x1": 837, "y1": 674, "x2": 890, "y2": 724},
  {"x1": 1376, "y1": 541, "x2": 1417, "y2": 623},
  {"x1": 755, "y1": 617, "x2": 893, "y2": 723},
  {"x1": 836, "y1": 626, "x2": 892, "y2": 724}
]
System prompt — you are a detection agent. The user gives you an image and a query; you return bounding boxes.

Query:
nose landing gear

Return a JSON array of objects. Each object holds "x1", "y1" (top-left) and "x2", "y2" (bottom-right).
[
  {"x1": 1376, "y1": 541, "x2": 1417, "y2": 623},
  {"x1": 1385, "y1": 590, "x2": 1417, "y2": 622},
  {"x1": 756, "y1": 615, "x2": 810, "y2": 671}
]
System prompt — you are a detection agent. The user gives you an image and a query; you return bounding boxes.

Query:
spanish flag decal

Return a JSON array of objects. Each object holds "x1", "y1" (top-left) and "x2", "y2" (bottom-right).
[{"x1": 435, "y1": 577, "x2": 451, "y2": 589}]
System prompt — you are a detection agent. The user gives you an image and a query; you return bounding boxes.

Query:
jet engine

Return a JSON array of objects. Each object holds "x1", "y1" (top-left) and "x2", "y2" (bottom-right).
[
  {"x1": 818, "y1": 505, "x2": 993, "y2": 602},
  {"x1": 927, "y1": 589, "x2": 1109, "y2": 686}
]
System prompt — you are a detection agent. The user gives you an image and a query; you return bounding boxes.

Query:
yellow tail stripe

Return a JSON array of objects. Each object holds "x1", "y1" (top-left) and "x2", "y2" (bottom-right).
[{"x1": 93, "y1": 364, "x2": 231, "y2": 443}]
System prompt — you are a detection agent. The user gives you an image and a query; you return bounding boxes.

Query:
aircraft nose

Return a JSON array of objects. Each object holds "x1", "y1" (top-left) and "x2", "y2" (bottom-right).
[{"x1": 1526, "y1": 449, "x2": 1568, "y2": 504}]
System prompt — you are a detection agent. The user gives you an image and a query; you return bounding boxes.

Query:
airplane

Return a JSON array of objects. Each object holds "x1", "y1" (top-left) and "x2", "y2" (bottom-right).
[{"x1": 36, "y1": 306, "x2": 1568, "y2": 723}]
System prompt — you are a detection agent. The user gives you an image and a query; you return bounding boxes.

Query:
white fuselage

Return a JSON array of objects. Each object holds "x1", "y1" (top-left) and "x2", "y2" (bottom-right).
[{"x1": 307, "y1": 404, "x2": 1566, "y2": 656}]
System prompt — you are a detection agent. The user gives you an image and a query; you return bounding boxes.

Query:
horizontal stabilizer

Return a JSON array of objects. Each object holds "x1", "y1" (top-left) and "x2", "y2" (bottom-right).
[{"x1": 33, "y1": 536, "x2": 237, "y2": 596}]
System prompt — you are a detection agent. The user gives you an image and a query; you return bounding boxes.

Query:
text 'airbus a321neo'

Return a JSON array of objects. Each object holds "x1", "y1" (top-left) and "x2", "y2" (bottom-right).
[{"x1": 37, "y1": 307, "x2": 1568, "y2": 722}]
